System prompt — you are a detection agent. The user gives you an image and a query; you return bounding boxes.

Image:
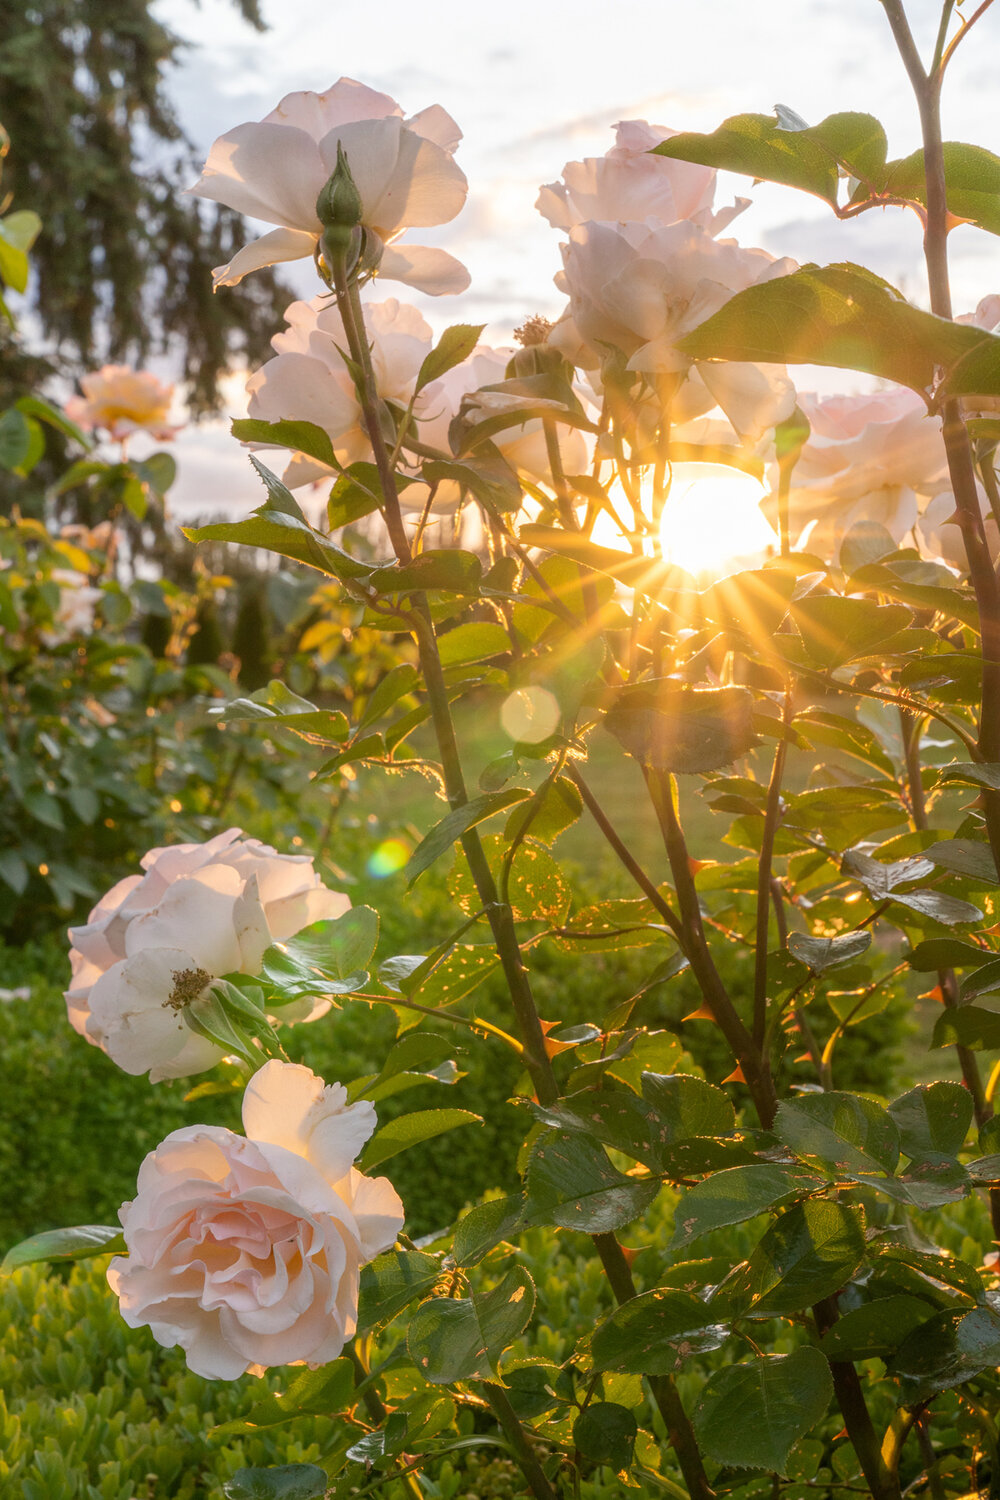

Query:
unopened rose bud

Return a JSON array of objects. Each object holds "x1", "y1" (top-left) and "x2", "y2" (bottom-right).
[{"x1": 316, "y1": 142, "x2": 364, "y2": 229}]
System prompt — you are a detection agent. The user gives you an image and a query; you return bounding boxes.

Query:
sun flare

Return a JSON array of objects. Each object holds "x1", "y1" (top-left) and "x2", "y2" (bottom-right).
[{"x1": 658, "y1": 463, "x2": 777, "y2": 580}]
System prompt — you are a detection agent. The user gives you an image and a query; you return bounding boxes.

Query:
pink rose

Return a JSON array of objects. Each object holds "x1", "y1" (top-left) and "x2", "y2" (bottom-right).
[
  {"x1": 65, "y1": 366, "x2": 178, "y2": 442},
  {"x1": 537, "y1": 120, "x2": 747, "y2": 237},
  {"x1": 107, "y1": 1060, "x2": 404, "y2": 1379},
  {"x1": 66, "y1": 830, "x2": 350, "y2": 1081},
  {"x1": 188, "y1": 78, "x2": 469, "y2": 295}
]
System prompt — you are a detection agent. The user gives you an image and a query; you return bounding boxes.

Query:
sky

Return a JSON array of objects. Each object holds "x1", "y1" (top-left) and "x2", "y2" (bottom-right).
[{"x1": 149, "y1": 0, "x2": 1000, "y2": 517}]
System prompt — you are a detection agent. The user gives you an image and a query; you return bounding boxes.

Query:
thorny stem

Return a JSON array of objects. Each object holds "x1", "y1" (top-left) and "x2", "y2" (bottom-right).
[
  {"x1": 753, "y1": 695, "x2": 792, "y2": 1050},
  {"x1": 814, "y1": 1298, "x2": 901, "y2": 1500},
  {"x1": 331, "y1": 252, "x2": 712, "y2": 1500},
  {"x1": 880, "y1": 0, "x2": 1000, "y2": 879},
  {"x1": 346, "y1": 1345, "x2": 424, "y2": 1500}
]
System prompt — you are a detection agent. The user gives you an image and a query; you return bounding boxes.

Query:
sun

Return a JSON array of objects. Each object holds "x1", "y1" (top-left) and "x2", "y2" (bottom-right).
[{"x1": 658, "y1": 462, "x2": 777, "y2": 580}]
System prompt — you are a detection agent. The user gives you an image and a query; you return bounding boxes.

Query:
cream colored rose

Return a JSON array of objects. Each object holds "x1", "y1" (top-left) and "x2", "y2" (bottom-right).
[
  {"x1": 64, "y1": 366, "x2": 178, "y2": 441},
  {"x1": 188, "y1": 78, "x2": 469, "y2": 295},
  {"x1": 66, "y1": 829, "x2": 350, "y2": 1080},
  {"x1": 537, "y1": 120, "x2": 748, "y2": 237},
  {"x1": 107, "y1": 1059, "x2": 404, "y2": 1379},
  {"x1": 549, "y1": 219, "x2": 796, "y2": 441},
  {"x1": 40, "y1": 568, "x2": 102, "y2": 646}
]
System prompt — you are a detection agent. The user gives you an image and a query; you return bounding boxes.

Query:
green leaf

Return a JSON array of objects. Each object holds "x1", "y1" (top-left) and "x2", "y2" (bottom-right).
[
  {"x1": 184, "y1": 485, "x2": 371, "y2": 581},
  {"x1": 453, "y1": 1195, "x2": 524, "y2": 1267},
  {"x1": 787, "y1": 930, "x2": 872, "y2": 972},
  {"x1": 369, "y1": 549, "x2": 483, "y2": 596},
  {"x1": 604, "y1": 683, "x2": 757, "y2": 774},
  {"x1": 407, "y1": 790, "x2": 532, "y2": 881},
  {"x1": 358, "y1": 1250, "x2": 442, "y2": 1334},
  {"x1": 940, "y1": 761, "x2": 1000, "y2": 792},
  {"x1": 406, "y1": 1265, "x2": 535, "y2": 1382},
  {"x1": 926, "y1": 839, "x2": 999, "y2": 886},
  {"x1": 884, "y1": 141, "x2": 1000, "y2": 239},
  {"x1": 591, "y1": 1288, "x2": 728, "y2": 1375},
  {"x1": 678, "y1": 262, "x2": 990, "y2": 395},
  {"x1": 223, "y1": 1465, "x2": 328, "y2": 1500},
  {"x1": 889, "y1": 1305, "x2": 1000, "y2": 1402},
  {"x1": 819, "y1": 1296, "x2": 932, "y2": 1362},
  {"x1": 231, "y1": 417, "x2": 340, "y2": 472},
  {"x1": 213, "y1": 1360, "x2": 355, "y2": 1437},
  {"x1": 438, "y1": 621, "x2": 510, "y2": 667},
  {"x1": 0, "y1": 209, "x2": 41, "y2": 292},
  {"x1": 774, "y1": 1093, "x2": 900, "y2": 1176},
  {"x1": 415, "y1": 323, "x2": 486, "y2": 393},
  {"x1": 888, "y1": 1082, "x2": 973, "y2": 1161},
  {"x1": 791, "y1": 596, "x2": 912, "y2": 669},
  {"x1": 692, "y1": 1349, "x2": 834, "y2": 1475},
  {"x1": 135, "y1": 451, "x2": 176, "y2": 497},
  {"x1": 717, "y1": 1200, "x2": 867, "y2": 1318},
  {"x1": 572, "y1": 1404, "x2": 637, "y2": 1473},
  {"x1": 907, "y1": 938, "x2": 992, "y2": 972},
  {"x1": 0, "y1": 848, "x2": 29, "y2": 894},
  {"x1": 422, "y1": 453, "x2": 523, "y2": 515},
  {"x1": 640, "y1": 1073, "x2": 737, "y2": 1138},
  {"x1": 358, "y1": 1108, "x2": 481, "y2": 1171},
  {"x1": 15, "y1": 393, "x2": 91, "y2": 448},
  {"x1": 1, "y1": 1224, "x2": 125, "y2": 1273},
  {"x1": 653, "y1": 113, "x2": 841, "y2": 204},
  {"x1": 524, "y1": 1129, "x2": 660, "y2": 1233},
  {"x1": 670, "y1": 1164, "x2": 827, "y2": 1250},
  {"x1": 0, "y1": 408, "x2": 32, "y2": 470},
  {"x1": 933, "y1": 1004, "x2": 1000, "y2": 1052}
]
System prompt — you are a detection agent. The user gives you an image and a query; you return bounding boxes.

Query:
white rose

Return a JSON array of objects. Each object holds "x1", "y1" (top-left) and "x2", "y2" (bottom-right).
[
  {"x1": 107, "y1": 1059, "x2": 404, "y2": 1379},
  {"x1": 550, "y1": 218, "x2": 796, "y2": 440},
  {"x1": 64, "y1": 365, "x2": 178, "y2": 441},
  {"x1": 188, "y1": 78, "x2": 470, "y2": 295},
  {"x1": 537, "y1": 120, "x2": 748, "y2": 237},
  {"x1": 40, "y1": 568, "x2": 102, "y2": 646},
  {"x1": 66, "y1": 829, "x2": 349, "y2": 1081}
]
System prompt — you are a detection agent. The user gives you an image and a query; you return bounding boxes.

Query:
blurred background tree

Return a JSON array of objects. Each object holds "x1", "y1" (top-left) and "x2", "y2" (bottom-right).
[{"x1": 0, "y1": 0, "x2": 289, "y2": 418}]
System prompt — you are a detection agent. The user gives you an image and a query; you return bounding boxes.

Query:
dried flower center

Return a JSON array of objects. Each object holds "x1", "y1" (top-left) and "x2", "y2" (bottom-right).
[
  {"x1": 167, "y1": 967, "x2": 212, "y2": 1010},
  {"x1": 514, "y1": 315, "x2": 553, "y2": 347}
]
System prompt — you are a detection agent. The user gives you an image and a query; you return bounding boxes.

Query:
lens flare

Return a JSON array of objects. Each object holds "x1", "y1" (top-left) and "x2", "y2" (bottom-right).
[
  {"x1": 659, "y1": 463, "x2": 777, "y2": 579},
  {"x1": 366, "y1": 838, "x2": 410, "y2": 878},
  {"x1": 501, "y1": 686, "x2": 560, "y2": 743}
]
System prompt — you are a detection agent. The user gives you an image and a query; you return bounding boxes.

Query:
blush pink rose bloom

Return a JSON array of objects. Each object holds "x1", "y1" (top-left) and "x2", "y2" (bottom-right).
[
  {"x1": 188, "y1": 78, "x2": 470, "y2": 295},
  {"x1": 245, "y1": 298, "x2": 588, "y2": 507},
  {"x1": 66, "y1": 829, "x2": 349, "y2": 1082},
  {"x1": 107, "y1": 1059, "x2": 404, "y2": 1379},
  {"x1": 537, "y1": 120, "x2": 748, "y2": 237},
  {"x1": 65, "y1": 366, "x2": 178, "y2": 442},
  {"x1": 549, "y1": 219, "x2": 796, "y2": 441}
]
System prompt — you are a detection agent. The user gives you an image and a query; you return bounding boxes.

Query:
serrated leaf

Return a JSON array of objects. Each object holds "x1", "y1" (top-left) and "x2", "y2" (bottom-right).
[
  {"x1": 787, "y1": 930, "x2": 872, "y2": 971},
  {"x1": 654, "y1": 113, "x2": 841, "y2": 203},
  {"x1": 889, "y1": 1305, "x2": 1000, "y2": 1402},
  {"x1": 717, "y1": 1200, "x2": 866, "y2": 1318},
  {"x1": 415, "y1": 323, "x2": 486, "y2": 393},
  {"x1": 775, "y1": 1093, "x2": 900, "y2": 1176},
  {"x1": 407, "y1": 790, "x2": 532, "y2": 881},
  {"x1": 213, "y1": 1360, "x2": 355, "y2": 1437},
  {"x1": 819, "y1": 1296, "x2": 932, "y2": 1362},
  {"x1": 591, "y1": 1288, "x2": 728, "y2": 1375},
  {"x1": 605, "y1": 682, "x2": 757, "y2": 774},
  {"x1": 888, "y1": 1082, "x2": 973, "y2": 1161},
  {"x1": 523, "y1": 1129, "x2": 659, "y2": 1233},
  {"x1": 358, "y1": 1108, "x2": 481, "y2": 1171},
  {"x1": 907, "y1": 938, "x2": 994, "y2": 971},
  {"x1": 692, "y1": 1349, "x2": 834, "y2": 1475},
  {"x1": 792, "y1": 595, "x2": 912, "y2": 669},
  {"x1": 926, "y1": 839, "x2": 999, "y2": 886},
  {"x1": 1, "y1": 1223, "x2": 125, "y2": 1273},
  {"x1": 407, "y1": 1265, "x2": 535, "y2": 1382},
  {"x1": 453, "y1": 1195, "x2": 524, "y2": 1267},
  {"x1": 358, "y1": 1250, "x2": 442, "y2": 1334},
  {"x1": 640, "y1": 1073, "x2": 737, "y2": 1138},
  {"x1": 232, "y1": 417, "x2": 340, "y2": 472},
  {"x1": 572, "y1": 1403, "x2": 637, "y2": 1472},
  {"x1": 223, "y1": 1465, "x2": 328, "y2": 1500},
  {"x1": 670, "y1": 1164, "x2": 826, "y2": 1250},
  {"x1": 933, "y1": 1004, "x2": 1000, "y2": 1051},
  {"x1": 679, "y1": 262, "x2": 990, "y2": 395},
  {"x1": 184, "y1": 484, "x2": 370, "y2": 580}
]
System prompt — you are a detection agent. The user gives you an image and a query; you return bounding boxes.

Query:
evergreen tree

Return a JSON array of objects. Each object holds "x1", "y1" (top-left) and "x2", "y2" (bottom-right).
[{"x1": 0, "y1": 0, "x2": 289, "y2": 414}]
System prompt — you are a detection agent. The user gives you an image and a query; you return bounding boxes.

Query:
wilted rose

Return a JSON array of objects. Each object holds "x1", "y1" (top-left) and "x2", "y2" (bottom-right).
[
  {"x1": 65, "y1": 366, "x2": 178, "y2": 442},
  {"x1": 188, "y1": 78, "x2": 469, "y2": 295},
  {"x1": 66, "y1": 829, "x2": 349, "y2": 1081},
  {"x1": 107, "y1": 1059, "x2": 404, "y2": 1379},
  {"x1": 550, "y1": 218, "x2": 796, "y2": 440},
  {"x1": 537, "y1": 120, "x2": 748, "y2": 236}
]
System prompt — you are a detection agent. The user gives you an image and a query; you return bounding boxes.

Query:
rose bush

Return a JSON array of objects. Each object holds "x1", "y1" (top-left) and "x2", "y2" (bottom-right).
[
  {"x1": 66, "y1": 830, "x2": 349, "y2": 1080},
  {"x1": 107, "y1": 1059, "x2": 403, "y2": 1379},
  {"x1": 189, "y1": 77, "x2": 470, "y2": 295}
]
